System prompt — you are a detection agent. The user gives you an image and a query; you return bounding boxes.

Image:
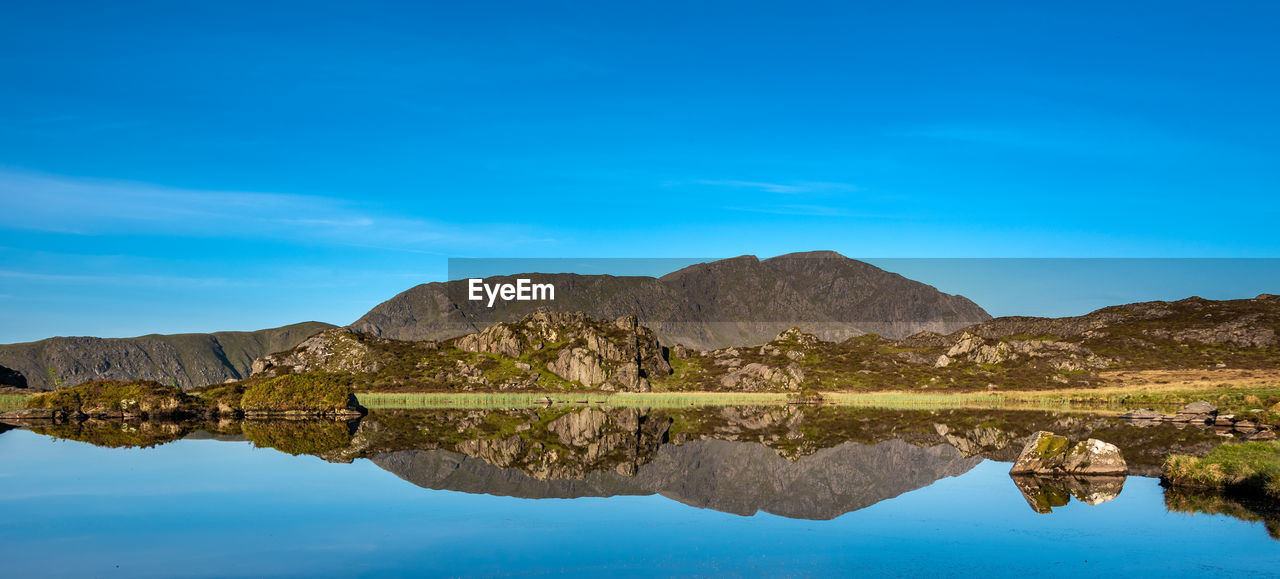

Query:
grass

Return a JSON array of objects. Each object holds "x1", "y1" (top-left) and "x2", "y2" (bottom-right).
[
  {"x1": 1163, "y1": 441, "x2": 1280, "y2": 499},
  {"x1": 357, "y1": 391, "x2": 794, "y2": 409},
  {"x1": 241, "y1": 420, "x2": 355, "y2": 455},
  {"x1": 26, "y1": 380, "x2": 198, "y2": 416},
  {"x1": 0, "y1": 394, "x2": 31, "y2": 411},
  {"x1": 354, "y1": 379, "x2": 1280, "y2": 418},
  {"x1": 241, "y1": 373, "x2": 356, "y2": 412}
]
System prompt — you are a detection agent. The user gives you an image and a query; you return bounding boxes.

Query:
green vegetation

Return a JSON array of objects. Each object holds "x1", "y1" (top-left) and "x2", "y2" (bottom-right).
[
  {"x1": 357, "y1": 391, "x2": 796, "y2": 409},
  {"x1": 191, "y1": 382, "x2": 248, "y2": 411},
  {"x1": 354, "y1": 383, "x2": 1280, "y2": 416},
  {"x1": 241, "y1": 373, "x2": 357, "y2": 413},
  {"x1": 28, "y1": 420, "x2": 191, "y2": 449},
  {"x1": 0, "y1": 394, "x2": 30, "y2": 411},
  {"x1": 26, "y1": 380, "x2": 198, "y2": 417},
  {"x1": 1163, "y1": 441, "x2": 1280, "y2": 499},
  {"x1": 242, "y1": 420, "x2": 355, "y2": 455}
]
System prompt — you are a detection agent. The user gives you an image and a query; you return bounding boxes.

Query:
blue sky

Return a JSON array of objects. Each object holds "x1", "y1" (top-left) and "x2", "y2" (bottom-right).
[{"x1": 1, "y1": 1, "x2": 1278, "y2": 342}]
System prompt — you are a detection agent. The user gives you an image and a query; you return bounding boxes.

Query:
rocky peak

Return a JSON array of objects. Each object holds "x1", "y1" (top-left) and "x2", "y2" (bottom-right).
[
  {"x1": 251, "y1": 328, "x2": 384, "y2": 378},
  {"x1": 775, "y1": 327, "x2": 820, "y2": 347}
]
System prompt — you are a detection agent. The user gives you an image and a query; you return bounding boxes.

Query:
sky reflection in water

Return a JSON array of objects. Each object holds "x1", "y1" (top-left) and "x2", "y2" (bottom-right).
[{"x1": 1, "y1": 429, "x2": 1277, "y2": 577}]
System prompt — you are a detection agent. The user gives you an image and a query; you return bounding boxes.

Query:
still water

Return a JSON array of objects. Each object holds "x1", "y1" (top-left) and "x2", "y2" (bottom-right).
[{"x1": 1, "y1": 407, "x2": 1277, "y2": 577}]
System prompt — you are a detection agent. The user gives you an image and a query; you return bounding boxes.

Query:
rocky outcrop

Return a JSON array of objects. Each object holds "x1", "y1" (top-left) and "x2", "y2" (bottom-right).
[
  {"x1": 0, "y1": 321, "x2": 335, "y2": 390},
  {"x1": 933, "y1": 332, "x2": 1110, "y2": 371},
  {"x1": 718, "y1": 362, "x2": 806, "y2": 391},
  {"x1": 6, "y1": 379, "x2": 205, "y2": 420},
  {"x1": 459, "y1": 311, "x2": 671, "y2": 392},
  {"x1": 0, "y1": 364, "x2": 26, "y2": 388},
  {"x1": 251, "y1": 328, "x2": 383, "y2": 378},
  {"x1": 1009, "y1": 431, "x2": 1128, "y2": 475},
  {"x1": 946, "y1": 295, "x2": 1280, "y2": 369}
]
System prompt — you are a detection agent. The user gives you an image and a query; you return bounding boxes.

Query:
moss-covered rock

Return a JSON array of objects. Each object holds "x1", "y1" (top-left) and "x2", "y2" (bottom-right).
[
  {"x1": 23, "y1": 380, "x2": 202, "y2": 419},
  {"x1": 240, "y1": 373, "x2": 364, "y2": 417},
  {"x1": 1009, "y1": 431, "x2": 1128, "y2": 475}
]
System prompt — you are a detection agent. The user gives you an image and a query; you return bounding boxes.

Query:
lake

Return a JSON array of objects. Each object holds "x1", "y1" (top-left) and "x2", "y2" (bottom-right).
[{"x1": 1, "y1": 406, "x2": 1277, "y2": 577}]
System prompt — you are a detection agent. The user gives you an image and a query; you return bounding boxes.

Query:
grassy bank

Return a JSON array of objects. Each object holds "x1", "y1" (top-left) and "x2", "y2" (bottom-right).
[
  {"x1": 355, "y1": 380, "x2": 1280, "y2": 415},
  {"x1": 1163, "y1": 441, "x2": 1280, "y2": 499},
  {"x1": 0, "y1": 394, "x2": 31, "y2": 411},
  {"x1": 358, "y1": 390, "x2": 1121, "y2": 412},
  {"x1": 356, "y1": 391, "x2": 794, "y2": 409}
]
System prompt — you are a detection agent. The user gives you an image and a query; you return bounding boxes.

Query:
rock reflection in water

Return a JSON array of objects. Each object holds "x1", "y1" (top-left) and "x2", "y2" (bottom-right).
[
  {"x1": 4, "y1": 403, "x2": 1259, "y2": 523},
  {"x1": 375, "y1": 438, "x2": 982, "y2": 519},
  {"x1": 1010, "y1": 475, "x2": 1126, "y2": 513}
]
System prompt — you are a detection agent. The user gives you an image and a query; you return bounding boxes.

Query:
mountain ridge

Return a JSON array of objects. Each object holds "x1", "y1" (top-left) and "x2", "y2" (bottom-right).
[
  {"x1": 351, "y1": 251, "x2": 991, "y2": 348},
  {"x1": 0, "y1": 322, "x2": 335, "y2": 391}
]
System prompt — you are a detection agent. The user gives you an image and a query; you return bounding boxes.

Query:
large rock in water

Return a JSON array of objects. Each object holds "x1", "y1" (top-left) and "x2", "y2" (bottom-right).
[
  {"x1": 1009, "y1": 431, "x2": 1128, "y2": 475},
  {"x1": 1169, "y1": 401, "x2": 1217, "y2": 424}
]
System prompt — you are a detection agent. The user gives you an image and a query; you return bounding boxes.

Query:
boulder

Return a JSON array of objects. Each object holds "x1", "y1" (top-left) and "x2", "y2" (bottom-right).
[
  {"x1": 1121, "y1": 409, "x2": 1165, "y2": 420},
  {"x1": 775, "y1": 327, "x2": 820, "y2": 347},
  {"x1": 1180, "y1": 401, "x2": 1217, "y2": 415},
  {"x1": 1009, "y1": 431, "x2": 1128, "y2": 476},
  {"x1": 718, "y1": 362, "x2": 805, "y2": 391},
  {"x1": 1169, "y1": 401, "x2": 1217, "y2": 424}
]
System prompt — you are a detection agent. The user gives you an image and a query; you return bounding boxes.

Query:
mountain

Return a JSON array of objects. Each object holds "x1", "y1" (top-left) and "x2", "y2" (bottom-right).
[
  {"x1": 350, "y1": 251, "x2": 992, "y2": 348},
  {"x1": 0, "y1": 322, "x2": 334, "y2": 391},
  {"x1": 247, "y1": 292, "x2": 1280, "y2": 395}
]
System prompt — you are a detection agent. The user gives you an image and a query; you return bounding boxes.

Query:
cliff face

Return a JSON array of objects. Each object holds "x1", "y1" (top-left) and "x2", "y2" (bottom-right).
[
  {"x1": 0, "y1": 322, "x2": 335, "y2": 391},
  {"x1": 349, "y1": 251, "x2": 991, "y2": 348}
]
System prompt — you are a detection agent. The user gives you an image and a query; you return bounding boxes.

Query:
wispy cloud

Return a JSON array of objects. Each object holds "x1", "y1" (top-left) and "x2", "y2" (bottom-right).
[
  {"x1": 692, "y1": 180, "x2": 861, "y2": 194},
  {"x1": 0, "y1": 168, "x2": 547, "y2": 251}
]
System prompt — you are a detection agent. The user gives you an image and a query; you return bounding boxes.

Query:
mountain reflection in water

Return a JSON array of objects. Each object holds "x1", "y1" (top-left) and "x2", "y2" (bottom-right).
[{"x1": 5, "y1": 404, "x2": 1255, "y2": 521}]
